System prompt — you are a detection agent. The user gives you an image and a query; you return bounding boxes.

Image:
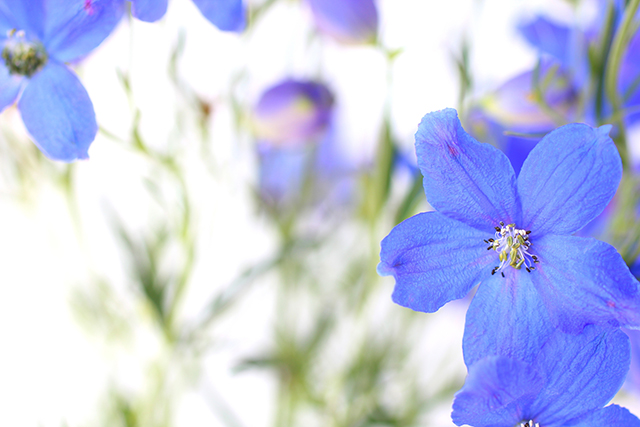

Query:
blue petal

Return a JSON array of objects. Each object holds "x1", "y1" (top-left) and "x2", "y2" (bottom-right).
[
  {"x1": 130, "y1": 0, "x2": 168, "y2": 22},
  {"x1": 565, "y1": 405, "x2": 640, "y2": 427},
  {"x1": 463, "y1": 271, "x2": 554, "y2": 367},
  {"x1": 532, "y1": 326, "x2": 630, "y2": 425},
  {"x1": 415, "y1": 108, "x2": 520, "y2": 232},
  {"x1": 623, "y1": 328, "x2": 640, "y2": 393},
  {"x1": 43, "y1": 0, "x2": 125, "y2": 62},
  {"x1": 191, "y1": 0, "x2": 246, "y2": 32},
  {"x1": 378, "y1": 211, "x2": 494, "y2": 313},
  {"x1": 518, "y1": 123, "x2": 622, "y2": 235},
  {"x1": 17, "y1": 61, "x2": 97, "y2": 161},
  {"x1": 258, "y1": 144, "x2": 307, "y2": 204},
  {"x1": 518, "y1": 16, "x2": 570, "y2": 64},
  {"x1": 531, "y1": 235, "x2": 640, "y2": 332},
  {"x1": 0, "y1": 62, "x2": 25, "y2": 112},
  {"x1": 307, "y1": 0, "x2": 378, "y2": 44},
  {"x1": 451, "y1": 356, "x2": 543, "y2": 427},
  {"x1": 0, "y1": 0, "x2": 45, "y2": 38}
]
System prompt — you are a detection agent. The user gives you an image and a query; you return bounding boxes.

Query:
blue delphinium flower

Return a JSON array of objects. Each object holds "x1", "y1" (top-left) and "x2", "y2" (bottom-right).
[
  {"x1": 453, "y1": 325, "x2": 640, "y2": 427},
  {"x1": 128, "y1": 0, "x2": 245, "y2": 32},
  {"x1": 253, "y1": 79, "x2": 354, "y2": 208},
  {"x1": 0, "y1": 0, "x2": 124, "y2": 161},
  {"x1": 378, "y1": 108, "x2": 640, "y2": 366},
  {"x1": 306, "y1": 0, "x2": 378, "y2": 45}
]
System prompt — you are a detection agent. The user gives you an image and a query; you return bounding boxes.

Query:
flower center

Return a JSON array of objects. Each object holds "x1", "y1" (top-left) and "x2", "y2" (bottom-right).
[
  {"x1": 518, "y1": 421, "x2": 540, "y2": 427},
  {"x1": 2, "y1": 29, "x2": 48, "y2": 77},
  {"x1": 485, "y1": 222, "x2": 538, "y2": 277}
]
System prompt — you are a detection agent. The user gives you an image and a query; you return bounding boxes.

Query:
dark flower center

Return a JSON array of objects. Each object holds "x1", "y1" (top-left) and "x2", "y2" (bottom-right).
[
  {"x1": 485, "y1": 221, "x2": 539, "y2": 277},
  {"x1": 518, "y1": 420, "x2": 540, "y2": 427},
  {"x1": 2, "y1": 30, "x2": 48, "y2": 77}
]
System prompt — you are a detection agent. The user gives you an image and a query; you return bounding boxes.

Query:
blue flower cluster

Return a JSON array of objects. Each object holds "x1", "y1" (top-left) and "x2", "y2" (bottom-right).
[{"x1": 379, "y1": 108, "x2": 640, "y2": 426}]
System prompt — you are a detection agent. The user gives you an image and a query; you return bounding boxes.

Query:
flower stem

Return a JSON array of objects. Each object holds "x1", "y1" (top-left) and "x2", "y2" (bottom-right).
[{"x1": 605, "y1": 0, "x2": 640, "y2": 169}]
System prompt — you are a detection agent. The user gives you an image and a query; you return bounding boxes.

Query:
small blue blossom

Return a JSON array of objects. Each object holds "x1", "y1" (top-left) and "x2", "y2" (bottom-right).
[
  {"x1": 452, "y1": 325, "x2": 640, "y2": 427},
  {"x1": 0, "y1": 0, "x2": 124, "y2": 161},
  {"x1": 128, "y1": 0, "x2": 246, "y2": 32},
  {"x1": 253, "y1": 79, "x2": 353, "y2": 209},
  {"x1": 378, "y1": 108, "x2": 640, "y2": 366},
  {"x1": 306, "y1": 0, "x2": 378, "y2": 45}
]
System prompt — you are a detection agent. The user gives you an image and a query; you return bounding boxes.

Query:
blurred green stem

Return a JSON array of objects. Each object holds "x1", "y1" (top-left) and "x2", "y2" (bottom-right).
[{"x1": 605, "y1": 0, "x2": 640, "y2": 168}]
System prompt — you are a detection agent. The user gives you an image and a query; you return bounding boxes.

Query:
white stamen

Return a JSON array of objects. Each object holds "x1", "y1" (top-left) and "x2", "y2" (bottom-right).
[{"x1": 488, "y1": 223, "x2": 538, "y2": 276}]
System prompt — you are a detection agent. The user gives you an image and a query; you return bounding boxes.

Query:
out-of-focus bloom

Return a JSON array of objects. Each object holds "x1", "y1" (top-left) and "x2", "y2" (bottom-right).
[
  {"x1": 253, "y1": 79, "x2": 353, "y2": 209},
  {"x1": 129, "y1": 0, "x2": 246, "y2": 32},
  {"x1": 306, "y1": 0, "x2": 378, "y2": 45},
  {"x1": 467, "y1": 62, "x2": 576, "y2": 175},
  {"x1": 453, "y1": 325, "x2": 640, "y2": 427},
  {"x1": 624, "y1": 328, "x2": 640, "y2": 395},
  {"x1": 253, "y1": 79, "x2": 334, "y2": 147},
  {"x1": 0, "y1": 0, "x2": 124, "y2": 161},
  {"x1": 378, "y1": 108, "x2": 640, "y2": 366}
]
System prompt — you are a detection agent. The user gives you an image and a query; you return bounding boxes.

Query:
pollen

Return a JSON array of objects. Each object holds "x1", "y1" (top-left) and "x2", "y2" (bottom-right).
[
  {"x1": 2, "y1": 30, "x2": 48, "y2": 77},
  {"x1": 519, "y1": 420, "x2": 540, "y2": 427},
  {"x1": 486, "y1": 222, "x2": 539, "y2": 277}
]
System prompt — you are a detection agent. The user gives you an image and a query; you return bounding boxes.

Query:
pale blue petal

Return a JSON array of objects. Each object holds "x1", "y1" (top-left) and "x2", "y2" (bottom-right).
[
  {"x1": 0, "y1": 62, "x2": 25, "y2": 111},
  {"x1": 532, "y1": 327, "x2": 630, "y2": 425},
  {"x1": 518, "y1": 16, "x2": 571, "y2": 64},
  {"x1": 307, "y1": 0, "x2": 378, "y2": 44},
  {"x1": 452, "y1": 356, "x2": 542, "y2": 427},
  {"x1": 130, "y1": 0, "x2": 168, "y2": 22},
  {"x1": 191, "y1": 0, "x2": 246, "y2": 32},
  {"x1": 565, "y1": 405, "x2": 640, "y2": 427},
  {"x1": 531, "y1": 235, "x2": 640, "y2": 332},
  {"x1": 44, "y1": 0, "x2": 125, "y2": 62},
  {"x1": 17, "y1": 61, "x2": 96, "y2": 161},
  {"x1": 415, "y1": 108, "x2": 520, "y2": 232},
  {"x1": 463, "y1": 271, "x2": 554, "y2": 366},
  {"x1": 0, "y1": 0, "x2": 45, "y2": 38},
  {"x1": 518, "y1": 123, "x2": 621, "y2": 235},
  {"x1": 378, "y1": 211, "x2": 494, "y2": 313}
]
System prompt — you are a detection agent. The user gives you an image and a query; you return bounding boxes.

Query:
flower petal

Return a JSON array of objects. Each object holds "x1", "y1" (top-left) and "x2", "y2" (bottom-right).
[
  {"x1": 44, "y1": 0, "x2": 125, "y2": 62},
  {"x1": 531, "y1": 234, "x2": 640, "y2": 333},
  {"x1": 130, "y1": 0, "x2": 168, "y2": 22},
  {"x1": 451, "y1": 356, "x2": 543, "y2": 427},
  {"x1": 307, "y1": 0, "x2": 378, "y2": 44},
  {"x1": 565, "y1": 405, "x2": 640, "y2": 427},
  {"x1": 518, "y1": 16, "x2": 570, "y2": 64},
  {"x1": 378, "y1": 211, "x2": 494, "y2": 313},
  {"x1": 191, "y1": 0, "x2": 246, "y2": 33},
  {"x1": 518, "y1": 123, "x2": 622, "y2": 235},
  {"x1": 0, "y1": 0, "x2": 45, "y2": 38},
  {"x1": 462, "y1": 270, "x2": 554, "y2": 366},
  {"x1": 17, "y1": 61, "x2": 97, "y2": 161},
  {"x1": 532, "y1": 326, "x2": 630, "y2": 425},
  {"x1": 415, "y1": 108, "x2": 520, "y2": 232},
  {"x1": 0, "y1": 62, "x2": 25, "y2": 112}
]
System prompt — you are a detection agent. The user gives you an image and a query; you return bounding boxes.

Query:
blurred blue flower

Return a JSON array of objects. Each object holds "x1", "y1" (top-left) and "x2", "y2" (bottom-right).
[
  {"x1": 378, "y1": 108, "x2": 640, "y2": 366},
  {"x1": 0, "y1": 0, "x2": 124, "y2": 161},
  {"x1": 467, "y1": 62, "x2": 576, "y2": 175},
  {"x1": 453, "y1": 325, "x2": 640, "y2": 427},
  {"x1": 128, "y1": 0, "x2": 245, "y2": 32},
  {"x1": 306, "y1": 0, "x2": 378, "y2": 45},
  {"x1": 623, "y1": 328, "x2": 640, "y2": 395},
  {"x1": 519, "y1": 11, "x2": 640, "y2": 126},
  {"x1": 253, "y1": 79, "x2": 353, "y2": 209},
  {"x1": 253, "y1": 79, "x2": 334, "y2": 147}
]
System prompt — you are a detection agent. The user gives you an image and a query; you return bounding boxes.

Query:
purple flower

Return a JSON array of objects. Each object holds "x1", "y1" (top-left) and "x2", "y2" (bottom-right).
[
  {"x1": 453, "y1": 325, "x2": 640, "y2": 427},
  {"x1": 129, "y1": 0, "x2": 245, "y2": 32},
  {"x1": 0, "y1": 0, "x2": 124, "y2": 161},
  {"x1": 306, "y1": 0, "x2": 378, "y2": 45},
  {"x1": 378, "y1": 108, "x2": 640, "y2": 366},
  {"x1": 253, "y1": 79, "x2": 334, "y2": 147}
]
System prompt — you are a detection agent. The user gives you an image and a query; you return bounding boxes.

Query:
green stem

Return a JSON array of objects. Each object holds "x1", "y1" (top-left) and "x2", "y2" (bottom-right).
[{"x1": 605, "y1": 0, "x2": 640, "y2": 168}]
